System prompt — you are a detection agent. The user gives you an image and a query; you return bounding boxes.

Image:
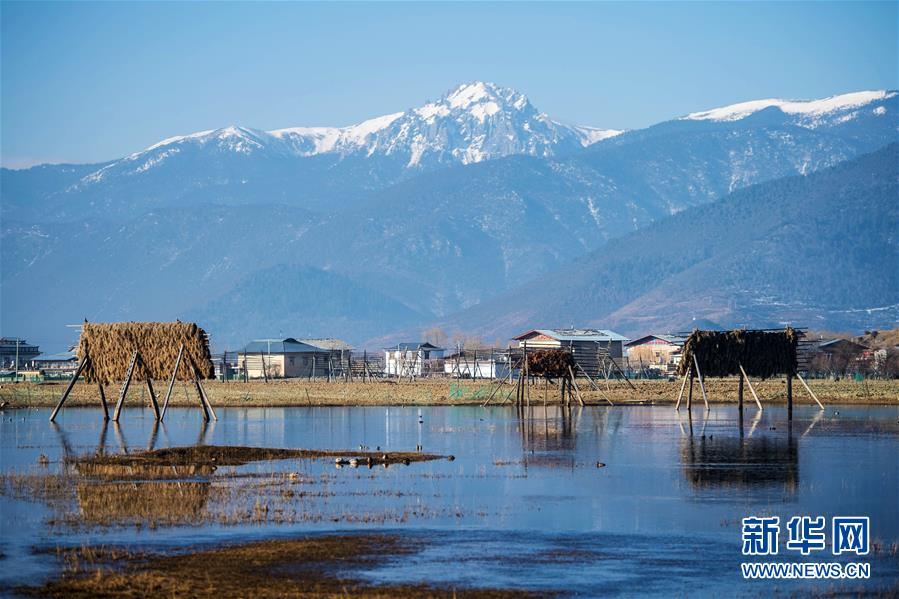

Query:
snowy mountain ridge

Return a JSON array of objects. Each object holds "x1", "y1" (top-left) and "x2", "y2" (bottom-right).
[
  {"x1": 82, "y1": 82, "x2": 621, "y2": 184},
  {"x1": 682, "y1": 90, "x2": 896, "y2": 126}
]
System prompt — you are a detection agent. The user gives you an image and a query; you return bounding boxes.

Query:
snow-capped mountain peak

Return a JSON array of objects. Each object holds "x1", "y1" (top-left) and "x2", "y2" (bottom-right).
[{"x1": 77, "y1": 82, "x2": 621, "y2": 183}]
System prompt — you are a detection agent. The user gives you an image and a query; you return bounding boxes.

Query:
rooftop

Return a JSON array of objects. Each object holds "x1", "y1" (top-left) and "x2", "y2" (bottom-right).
[
  {"x1": 297, "y1": 338, "x2": 354, "y2": 351},
  {"x1": 240, "y1": 338, "x2": 330, "y2": 354},
  {"x1": 625, "y1": 334, "x2": 686, "y2": 347},
  {"x1": 384, "y1": 342, "x2": 446, "y2": 351},
  {"x1": 513, "y1": 328, "x2": 630, "y2": 343}
]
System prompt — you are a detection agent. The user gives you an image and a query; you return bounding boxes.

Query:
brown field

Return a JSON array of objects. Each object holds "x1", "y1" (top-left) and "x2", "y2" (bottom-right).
[{"x1": 2, "y1": 376, "x2": 897, "y2": 409}]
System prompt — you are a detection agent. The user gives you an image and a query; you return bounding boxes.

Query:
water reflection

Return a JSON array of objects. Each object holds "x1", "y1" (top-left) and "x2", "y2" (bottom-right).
[
  {"x1": 680, "y1": 431, "x2": 799, "y2": 491},
  {"x1": 517, "y1": 405, "x2": 580, "y2": 468}
]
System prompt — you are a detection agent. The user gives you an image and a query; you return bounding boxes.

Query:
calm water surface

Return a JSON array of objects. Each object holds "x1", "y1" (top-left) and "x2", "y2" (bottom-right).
[{"x1": 1, "y1": 404, "x2": 897, "y2": 596}]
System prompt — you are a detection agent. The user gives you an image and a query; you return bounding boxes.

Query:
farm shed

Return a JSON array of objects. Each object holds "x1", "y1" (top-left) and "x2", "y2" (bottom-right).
[
  {"x1": 238, "y1": 338, "x2": 331, "y2": 379},
  {"x1": 512, "y1": 328, "x2": 629, "y2": 377}
]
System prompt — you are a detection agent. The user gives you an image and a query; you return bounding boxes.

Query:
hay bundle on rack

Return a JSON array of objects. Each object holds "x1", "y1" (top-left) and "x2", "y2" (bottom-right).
[
  {"x1": 77, "y1": 321, "x2": 214, "y2": 384},
  {"x1": 677, "y1": 328, "x2": 799, "y2": 379},
  {"x1": 526, "y1": 349, "x2": 575, "y2": 378}
]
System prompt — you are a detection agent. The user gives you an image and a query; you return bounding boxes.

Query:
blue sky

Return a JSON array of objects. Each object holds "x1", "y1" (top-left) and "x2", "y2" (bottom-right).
[{"x1": 2, "y1": 1, "x2": 896, "y2": 168}]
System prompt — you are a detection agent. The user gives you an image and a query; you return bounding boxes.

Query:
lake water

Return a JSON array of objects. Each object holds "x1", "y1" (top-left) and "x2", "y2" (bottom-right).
[{"x1": 1, "y1": 404, "x2": 897, "y2": 596}]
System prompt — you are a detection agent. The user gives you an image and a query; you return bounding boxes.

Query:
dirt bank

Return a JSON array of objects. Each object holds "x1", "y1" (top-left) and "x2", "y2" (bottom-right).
[{"x1": 2, "y1": 377, "x2": 896, "y2": 409}]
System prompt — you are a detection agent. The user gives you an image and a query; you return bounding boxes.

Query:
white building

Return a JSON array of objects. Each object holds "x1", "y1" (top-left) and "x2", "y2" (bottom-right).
[{"x1": 383, "y1": 342, "x2": 445, "y2": 377}]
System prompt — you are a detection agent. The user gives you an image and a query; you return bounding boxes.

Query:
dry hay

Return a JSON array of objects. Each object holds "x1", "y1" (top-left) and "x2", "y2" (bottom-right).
[
  {"x1": 677, "y1": 328, "x2": 799, "y2": 379},
  {"x1": 526, "y1": 349, "x2": 575, "y2": 378},
  {"x1": 77, "y1": 321, "x2": 214, "y2": 384}
]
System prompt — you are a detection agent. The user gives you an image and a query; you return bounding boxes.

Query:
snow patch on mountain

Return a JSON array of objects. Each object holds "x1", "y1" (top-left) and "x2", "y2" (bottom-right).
[{"x1": 683, "y1": 90, "x2": 896, "y2": 126}]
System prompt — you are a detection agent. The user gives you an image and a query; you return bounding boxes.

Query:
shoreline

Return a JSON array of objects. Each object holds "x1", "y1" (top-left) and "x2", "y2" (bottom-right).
[{"x1": 2, "y1": 377, "x2": 897, "y2": 408}]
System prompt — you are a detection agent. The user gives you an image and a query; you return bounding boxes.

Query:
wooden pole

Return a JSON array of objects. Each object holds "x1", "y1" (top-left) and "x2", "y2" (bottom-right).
[
  {"x1": 194, "y1": 376, "x2": 210, "y2": 421},
  {"x1": 196, "y1": 377, "x2": 217, "y2": 421},
  {"x1": 160, "y1": 344, "x2": 184, "y2": 421},
  {"x1": 98, "y1": 383, "x2": 109, "y2": 421},
  {"x1": 787, "y1": 371, "x2": 793, "y2": 421},
  {"x1": 692, "y1": 355, "x2": 710, "y2": 411},
  {"x1": 49, "y1": 357, "x2": 90, "y2": 422},
  {"x1": 568, "y1": 366, "x2": 586, "y2": 407},
  {"x1": 259, "y1": 351, "x2": 268, "y2": 383},
  {"x1": 687, "y1": 365, "x2": 694, "y2": 412},
  {"x1": 738, "y1": 371, "x2": 744, "y2": 412},
  {"x1": 738, "y1": 363, "x2": 763, "y2": 410},
  {"x1": 796, "y1": 372, "x2": 825, "y2": 409},
  {"x1": 146, "y1": 377, "x2": 161, "y2": 421},
  {"x1": 674, "y1": 370, "x2": 688, "y2": 411},
  {"x1": 112, "y1": 351, "x2": 139, "y2": 422}
]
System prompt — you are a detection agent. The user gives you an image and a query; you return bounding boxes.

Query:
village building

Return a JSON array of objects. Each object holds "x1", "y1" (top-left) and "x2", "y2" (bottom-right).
[
  {"x1": 383, "y1": 342, "x2": 445, "y2": 377},
  {"x1": 0, "y1": 337, "x2": 41, "y2": 370},
  {"x1": 29, "y1": 351, "x2": 79, "y2": 377},
  {"x1": 809, "y1": 338, "x2": 872, "y2": 375},
  {"x1": 512, "y1": 328, "x2": 629, "y2": 377},
  {"x1": 444, "y1": 349, "x2": 515, "y2": 379},
  {"x1": 625, "y1": 334, "x2": 685, "y2": 372},
  {"x1": 238, "y1": 338, "x2": 331, "y2": 379}
]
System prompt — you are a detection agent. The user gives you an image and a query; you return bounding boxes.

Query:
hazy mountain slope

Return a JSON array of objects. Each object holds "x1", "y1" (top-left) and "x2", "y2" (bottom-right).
[
  {"x1": 0, "y1": 204, "x2": 320, "y2": 350},
  {"x1": 186, "y1": 265, "x2": 428, "y2": 348},
  {"x1": 429, "y1": 143, "x2": 899, "y2": 340}
]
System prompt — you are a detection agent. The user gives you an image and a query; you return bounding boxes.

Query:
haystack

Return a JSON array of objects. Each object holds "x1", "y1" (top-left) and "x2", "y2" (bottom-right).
[
  {"x1": 526, "y1": 349, "x2": 575, "y2": 378},
  {"x1": 78, "y1": 321, "x2": 214, "y2": 384},
  {"x1": 677, "y1": 328, "x2": 799, "y2": 379}
]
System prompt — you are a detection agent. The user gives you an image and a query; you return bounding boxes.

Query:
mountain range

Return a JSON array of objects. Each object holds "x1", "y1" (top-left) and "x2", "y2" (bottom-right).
[{"x1": 1, "y1": 83, "x2": 897, "y2": 351}]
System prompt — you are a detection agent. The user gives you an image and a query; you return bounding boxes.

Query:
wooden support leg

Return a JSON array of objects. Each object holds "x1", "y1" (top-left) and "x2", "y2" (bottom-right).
[
  {"x1": 112, "y1": 351, "x2": 139, "y2": 422},
  {"x1": 146, "y1": 378, "x2": 161, "y2": 420},
  {"x1": 98, "y1": 383, "x2": 109, "y2": 421},
  {"x1": 674, "y1": 370, "x2": 688, "y2": 411},
  {"x1": 568, "y1": 366, "x2": 586, "y2": 407},
  {"x1": 739, "y1": 364, "x2": 763, "y2": 410},
  {"x1": 796, "y1": 373, "x2": 825, "y2": 409},
  {"x1": 787, "y1": 372, "x2": 793, "y2": 421},
  {"x1": 194, "y1": 377, "x2": 210, "y2": 421},
  {"x1": 687, "y1": 368, "x2": 694, "y2": 412},
  {"x1": 49, "y1": 358, "x2": 89, "y2": 422},
  {"x1": 196, "y1": 378, "x2": 217, "y2": 421},
  {"x1": 693, "y1": 355, "x2": 709, "y2": 411},
  {"x1": 160, "y1": 344, "x2": 184, "y2": 422}
]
